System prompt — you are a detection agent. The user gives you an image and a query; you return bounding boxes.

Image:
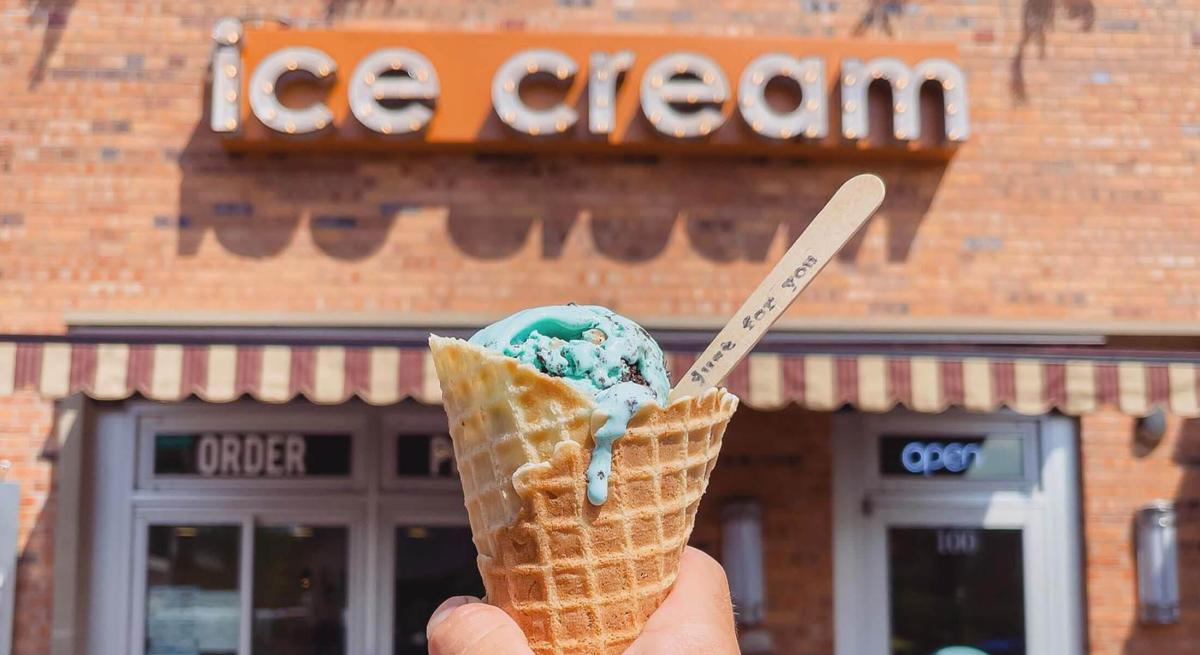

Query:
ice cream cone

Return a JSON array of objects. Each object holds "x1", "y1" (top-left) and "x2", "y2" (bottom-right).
[{"x1": 430, "y1": 336, "x2": 738, "y2": 655}]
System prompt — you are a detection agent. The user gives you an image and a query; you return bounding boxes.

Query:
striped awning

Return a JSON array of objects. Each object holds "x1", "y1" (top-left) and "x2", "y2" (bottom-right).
[{"x1": 0, "y1": 341, "x2": 1198, "y2": 417}]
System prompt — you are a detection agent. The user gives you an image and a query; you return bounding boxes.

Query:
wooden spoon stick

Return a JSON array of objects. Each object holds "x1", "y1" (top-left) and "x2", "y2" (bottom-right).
[{"x1": 668, "y1": 174, "x2": 886, "y2": 401}]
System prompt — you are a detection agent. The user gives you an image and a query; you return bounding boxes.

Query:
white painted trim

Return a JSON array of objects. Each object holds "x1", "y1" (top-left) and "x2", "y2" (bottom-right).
[
  {"x1": 861, "y1": 413, "x2": 1040, "y2": 495},
  {"x1": 380, "y1": 405, "x2": 464, "y2": 495},
  {"x1": 376, "y1": 518, "x2": 396, "y2": 655},
  {"x1": 364, "y1": 410, "x2": 381, "y2": 655},
  {"x1": 831, "y1": 413, "x2": 866, "y2": 655},
  {"x1": 49, "y1": 395, "x2": 86, "y2": 655},
  {"x1": 127, "y1": 513, "x2": 149, "y2": 655},
  {"x1": 86, "y1": 409, "x2": 137, "y2": 655},
  {"x1": 1040, "y1": 414, "x2": 1086, "y2": 655},
  {"x1": 86, "y1": 399, "x2": 477, "y2": 655},
  {"x1": 0, "y1": 483, "x2": 18, "y2": 655},
  {"x1": 833, "y1": 410, "x2": 1083, "y2": 655},
  {"x1": 237, "y1": 514, "x2": 253, "y2": 655}
]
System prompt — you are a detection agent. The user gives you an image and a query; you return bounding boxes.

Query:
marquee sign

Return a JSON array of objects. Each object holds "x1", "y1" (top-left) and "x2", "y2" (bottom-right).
[{"x1": 209, "y1": 18, "x2": 969, "y2": 158}]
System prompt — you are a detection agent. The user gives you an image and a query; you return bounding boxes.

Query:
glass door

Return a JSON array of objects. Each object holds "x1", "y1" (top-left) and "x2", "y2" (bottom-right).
[
  {"x1": 139, "y1": 520, "x2": 243, "y2": 655},
  {"x1": 863, "y1": 506, "x2": 1034, "y2": 655},
  {"x1": 389, "y1": 524, "x2": 483, "y2": 654},
  {"x1": 834, "y1": 412, "x2": 1082, "y2": 655},
  {"x1": 884, "y1": 523, "x2": 1027, "y2": 654},
  {"x1": 251, "y1": 523, "x2": 350, "y2": 655},
  {"x1": 378, "y1": 415, "x2": 484, "y2": 655},
  {"x1": 131, "y1": 510, "x2": 363, "y2": 655},
  {"x1": 377, "y1": 502, "x2": 484, "y2": 655}
]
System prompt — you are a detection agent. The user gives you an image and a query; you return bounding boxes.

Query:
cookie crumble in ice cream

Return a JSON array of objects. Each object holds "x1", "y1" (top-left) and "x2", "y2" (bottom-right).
[{"x1": 469, "y1": 304, "x2": 670, "y2": 505}]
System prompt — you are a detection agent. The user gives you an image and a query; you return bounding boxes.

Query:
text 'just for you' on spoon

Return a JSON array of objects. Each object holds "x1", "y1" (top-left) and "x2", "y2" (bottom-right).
[{"x1": 668, "y1": 173, "x2": 887, "y2": 402}]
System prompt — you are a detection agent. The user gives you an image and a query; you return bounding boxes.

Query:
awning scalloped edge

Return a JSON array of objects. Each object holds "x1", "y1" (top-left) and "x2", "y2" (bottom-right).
[{"x1": 0, "y1": 342, "x2": 1196, "y2": 417}]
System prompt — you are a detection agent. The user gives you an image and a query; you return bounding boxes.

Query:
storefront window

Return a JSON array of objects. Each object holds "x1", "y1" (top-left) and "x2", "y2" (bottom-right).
[
  {"x1": 392, "y1": 526, "x2": 483, "y2": 655},
  {"x1": 126, "y1": 408, "x2": 474, "y2": 655},
  {"x1": 145, "y1": 525, "x2": 241, "y2": 655},
  {"x1": 394, "y1": 434, "x2": 457, "y2": 479},
  {"x1": 888, "y1": 527, "x2": 1026, "y2": 655},
  {"x1": 252, "y1": 525, "x2": 349, "y2": 655}
]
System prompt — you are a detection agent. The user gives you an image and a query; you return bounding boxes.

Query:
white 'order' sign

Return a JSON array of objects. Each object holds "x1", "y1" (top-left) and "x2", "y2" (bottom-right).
[{"x1": 196, "y1": 432, "x2": 307, "y2": 477}]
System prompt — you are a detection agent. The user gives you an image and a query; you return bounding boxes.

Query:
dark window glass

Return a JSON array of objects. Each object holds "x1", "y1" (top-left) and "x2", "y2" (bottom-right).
[
  {"x1": 252, "y1": 525, "x2": 348, "y2": 655},
  {"x1": 154, "y1": 435, "x2": 202, "y2": 475},
  {"x1": 889, "y1": 527, "x2": 1026, "y2": 655},
  {"x1": 303, "y1": 436, "x2": 354, "y2": 475},
  {"x1": 879, "y1": 435, "x2": 1023, "y2": 480},
  {"x1": 393, "y1": 526, "x2": 483, "y2": 655},
  {"x1": 395, "y1": 434, "x2": 457, "y2": 479},
  {"x1": 154, "y1": 433, "x2": 352, "y2": 478},
  {"x1": 144, "y1": 525, "x2": 240, "y2": 655}
]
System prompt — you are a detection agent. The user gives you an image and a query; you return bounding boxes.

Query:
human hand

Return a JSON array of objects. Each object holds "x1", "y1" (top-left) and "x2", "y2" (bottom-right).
[{"x1": 425, "y1": 546, "x2": 739, "y2": 655}]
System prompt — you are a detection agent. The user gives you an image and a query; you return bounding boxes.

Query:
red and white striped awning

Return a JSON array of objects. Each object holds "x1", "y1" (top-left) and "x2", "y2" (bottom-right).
[{"x1": 0, "y1": 341, "x2": 1197, "y2": 417}]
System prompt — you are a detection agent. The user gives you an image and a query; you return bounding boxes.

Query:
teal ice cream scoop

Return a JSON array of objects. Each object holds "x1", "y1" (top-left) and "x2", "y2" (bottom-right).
[{"x1": 469, "y1": 304, "x2": 670, "y2": 505}]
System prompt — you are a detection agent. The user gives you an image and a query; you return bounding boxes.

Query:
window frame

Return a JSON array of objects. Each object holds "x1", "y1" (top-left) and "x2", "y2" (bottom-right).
[
  {"x1": 92, "y1": 398, "x2": 477, "y2": 655},
  {"x1": 861, "y1": 504, "x2": 1037, "y2": 655},
  {"x1": 379, "y1": 404, "x2": 464, "y2": 495},
  {"x1": 129, "y1": 510, "x2": 252, "y2": 655},
  {"x1": 861, "y1": 412, "x2": 1041, "y2": 495}
]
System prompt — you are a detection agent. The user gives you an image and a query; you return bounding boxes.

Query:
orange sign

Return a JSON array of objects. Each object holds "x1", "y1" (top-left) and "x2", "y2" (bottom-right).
[{"x1": 210, "y1": 19, "x2": 968, "y2": 159}]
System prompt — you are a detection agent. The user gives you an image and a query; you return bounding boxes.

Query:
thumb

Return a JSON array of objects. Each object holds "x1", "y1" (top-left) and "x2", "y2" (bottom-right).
[{"x1": 426, "y1": 596, "x2": 535, "y2": 655}]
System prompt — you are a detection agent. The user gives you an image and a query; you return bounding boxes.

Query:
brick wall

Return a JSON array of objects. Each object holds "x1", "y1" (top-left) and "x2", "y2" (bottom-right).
[
  {"x1": 0, "y1": 393, "x2": 55, "y2": 655},
  {"x1": 693, "y1": 406, "x2": 834, "y2": 654},
  {"x1": 1, "y1": 1, "x2": 1198, "y2": 332},
  {"x1": 1080, "y1": 412, "x2": 1200, "y2": 655}
]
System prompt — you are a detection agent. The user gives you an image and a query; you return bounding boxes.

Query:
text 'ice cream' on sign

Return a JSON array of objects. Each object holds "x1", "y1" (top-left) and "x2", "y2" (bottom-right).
[{"x1": 209, "y1": 18, "x2": 969, "y2": 159}]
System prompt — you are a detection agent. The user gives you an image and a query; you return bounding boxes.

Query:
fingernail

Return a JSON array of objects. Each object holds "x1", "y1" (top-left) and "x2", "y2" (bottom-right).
[{"x1": 427, "y1": 595, "x2": 481, "y2": 639}]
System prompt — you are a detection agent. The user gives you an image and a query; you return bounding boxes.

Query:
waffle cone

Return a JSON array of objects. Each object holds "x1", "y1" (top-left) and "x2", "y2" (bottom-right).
[{"x1": 430, "y1": 336, "x2": 738, "y2": 655}]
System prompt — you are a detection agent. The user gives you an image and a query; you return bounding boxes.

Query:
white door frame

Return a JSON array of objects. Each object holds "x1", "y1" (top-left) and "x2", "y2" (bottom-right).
[
  {"x1": 127, "y1": 502, "x2": 367, "y2": 655},
  {"x1": 84, "y1": 399, "x2": 472, "y2": 655},
  {"x1": 832, "y1": 410, "x2": 1083, "y2": 655}
]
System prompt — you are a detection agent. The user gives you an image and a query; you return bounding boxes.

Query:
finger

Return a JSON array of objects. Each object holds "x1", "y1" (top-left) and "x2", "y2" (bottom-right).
[
  {"x1": 626, "y1": 546, "x2": 739, "y2": 655},
  {"x1": 427, "y1": 596, "x2": 535, "y2": 655}
]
